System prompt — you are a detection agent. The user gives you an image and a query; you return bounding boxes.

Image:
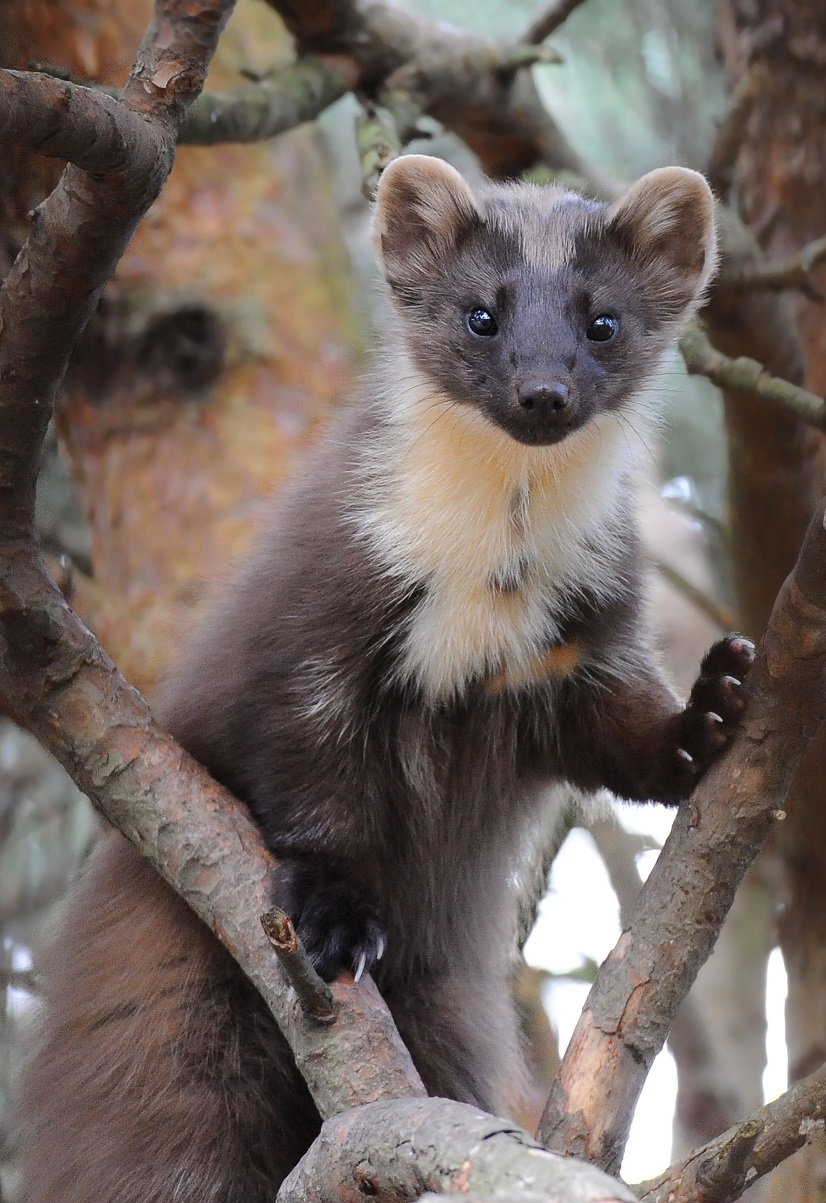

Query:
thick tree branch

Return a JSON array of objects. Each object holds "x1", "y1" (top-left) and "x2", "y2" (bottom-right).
[
  {"x1": 680, "y1": 323, "x2": 826, "y2": 429},
  {"x1": 27, "y1": 56, "x2": 357, "y2": 146},
  {"x1": 267, "y1": 0, "x2": 594, "y2": 180},
  {"x1": 279, "y1": 1098, "x2": 636, "y2": 1203},
  {"x1": 0, "y1": 70, "x2": 153, "y2": 172},
  {"x1": 537, "y1": 499, "x2": 826, "y2": 1174},
  {"x1": 0, "y1": 0, "x2": 424, "y2": 1124},
  {"x1": 636, "y1": 1062, "x2": 826, "y2": 1203}
]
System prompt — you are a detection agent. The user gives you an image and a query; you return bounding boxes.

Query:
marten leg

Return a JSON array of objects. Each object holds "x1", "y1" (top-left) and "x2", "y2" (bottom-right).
[
  {"x1": 559, "y1": 634, "x2": 755, "y2": 805},
  {"x1": 19, "y1": 835, "x2": 319, "y2": 1203},
  {"x1": 382, "y1": 971, "x2": 525, "y2": 1118}
]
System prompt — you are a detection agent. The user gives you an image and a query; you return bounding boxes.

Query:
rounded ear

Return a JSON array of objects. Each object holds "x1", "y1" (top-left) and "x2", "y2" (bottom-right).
[
  {"x1": 372, "y1": 155, "x2": 482, "y2": 293},
  {"x1": 609, "y1": 167, "x2": 718, "y2": 318}
]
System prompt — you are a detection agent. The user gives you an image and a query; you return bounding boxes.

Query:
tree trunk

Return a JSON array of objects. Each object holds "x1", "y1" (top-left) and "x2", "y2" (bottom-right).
[
  {"x1": 719, "y1": 2, "x2": 826, "y2": 1199},
  {"x1": 2, "y1": 0, "x2": 363, "y2": 696}
]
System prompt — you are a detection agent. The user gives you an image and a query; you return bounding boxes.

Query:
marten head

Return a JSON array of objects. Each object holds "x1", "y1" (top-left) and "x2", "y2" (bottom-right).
[{"x1": 372, "y1": 156, "x2": 717, "y2": 448}]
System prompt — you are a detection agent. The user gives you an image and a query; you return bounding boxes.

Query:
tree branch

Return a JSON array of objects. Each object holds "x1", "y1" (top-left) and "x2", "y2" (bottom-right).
[
  {"x1": 537, "y1": 498, "x2": 826, "y2": 1174},
  {"x1": 520, "y1": 0, "x2": 592, "y2": 46},
  {"x1": 267, "y1": 0, "x2": 595, "y2": 180},
  {"x1": 261, "y1": 909, "x2": 337, "y2": 1024},
  {"x1": 636, "y1": 1062, "x2": 826, "y2": 1203},
  {"x1": 705, "y1": 64, "x2": 768, "y2": 199},
  {"x1": 0, "y1": 70, "x2": 153, "y2": 172},
  {"x1": 24, "y1": 55, "x2": 357, "y2": 148},
  {"x1": 680, "y1": 323, "x2": 826, "y2": 429},
  {"x1": 178, "y1": 55, "x2": 358, "y2": 144},
  {"x1": 0, "y1": 0, "x2": 424, "y2": 1125},
  {"x1": 654, "y1": 557, "x2": 736, "y2": 632},
  {"x1": 279, "y1": 1098, "x2": 636, "y2": 1203},
  {"x1": 716, "y1": 234, "x2": 826, "y2": 303}
]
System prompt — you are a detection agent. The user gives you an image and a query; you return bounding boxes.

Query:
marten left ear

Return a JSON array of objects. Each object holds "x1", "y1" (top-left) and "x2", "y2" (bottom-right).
[
  {"x1": 609, "y1": 167, "x2": 718, "y2": 319},
  {"x1": 372, "y1": 154, "x2": 483, "y2": 295}
]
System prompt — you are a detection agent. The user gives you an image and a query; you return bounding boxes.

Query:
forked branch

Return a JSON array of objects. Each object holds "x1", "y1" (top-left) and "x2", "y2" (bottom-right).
[
  {"x1": 636, "y1": 1061, "x2": 826, "y2": 1203},
  {"x1": 538, "y1": 499, "x2": 826, "y2": 1173}
]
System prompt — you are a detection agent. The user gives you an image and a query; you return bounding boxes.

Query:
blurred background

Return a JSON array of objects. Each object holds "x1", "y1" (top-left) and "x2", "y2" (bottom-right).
[{"x1": 0, "y1": 0, "x2": 817, "y2": 1198}]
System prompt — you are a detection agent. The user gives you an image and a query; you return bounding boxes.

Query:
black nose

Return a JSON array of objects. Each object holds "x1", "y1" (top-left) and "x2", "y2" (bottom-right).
[{"x1": 516, "y1": 381, "x2": 569, "y2": 414}]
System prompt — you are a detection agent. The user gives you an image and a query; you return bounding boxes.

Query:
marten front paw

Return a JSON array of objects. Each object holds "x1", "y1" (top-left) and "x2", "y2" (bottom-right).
[
  {"x1": 675, "y1": 634, "x2": 755, "y2": 790},
  {"x1": 273, "y1": 861, "x2": 386, "y2": 984}
]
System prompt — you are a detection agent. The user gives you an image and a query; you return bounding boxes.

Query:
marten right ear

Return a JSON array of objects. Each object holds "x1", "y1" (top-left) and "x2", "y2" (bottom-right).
[
  {"x1": 373, "y1": 155, "x2": 482, "y2": 293},
  {"x1": 609, "y1": 167, "x2": 718, "y2": 320}
]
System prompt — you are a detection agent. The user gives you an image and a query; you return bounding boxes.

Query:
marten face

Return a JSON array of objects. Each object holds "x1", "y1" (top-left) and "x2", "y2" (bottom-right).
[{"x1": 373, "y1": 157, "x2": 717, "y2": 448}]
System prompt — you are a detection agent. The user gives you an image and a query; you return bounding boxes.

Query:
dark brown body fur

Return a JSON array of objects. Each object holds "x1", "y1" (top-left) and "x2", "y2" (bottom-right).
[{"x1": 19, "y1": 159, "x2": 752, "y2": 1201}]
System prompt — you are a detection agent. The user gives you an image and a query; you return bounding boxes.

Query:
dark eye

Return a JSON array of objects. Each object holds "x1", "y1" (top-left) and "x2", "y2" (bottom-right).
[
  {"x1": 466, "y1": 308, "x2": 498, "y2": 337},
  {"x1": 587, "y1": 314, "x2": 619, "y2": 342}
]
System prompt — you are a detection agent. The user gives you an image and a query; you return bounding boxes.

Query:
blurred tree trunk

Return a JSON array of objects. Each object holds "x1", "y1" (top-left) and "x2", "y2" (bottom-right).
[
  {"x1": 0, "y1": 7, "x2": 362, "y2": 1192},
  {"x1": 719, "y1": 2, "x2": 826, "y2": 1200},
  {"x1": 1, "y1": 0, "x2": 363, "y2": 696}
]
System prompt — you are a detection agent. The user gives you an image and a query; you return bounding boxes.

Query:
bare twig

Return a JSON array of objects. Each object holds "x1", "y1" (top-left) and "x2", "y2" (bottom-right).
[
  {"x1": 680, "y1": 324, "x2": 826, "y2": 429},
  {"x1": 261, "y1": 909, "x2": 337, "y2": 1024},
  {"x1": 0, "y1": 966, "x2": 39, "y2": 994},
  {"x1": 717, "y1": 234, "x2": 826, "y2": 302},
  {"x1": 636, "y1": 1062, "x2": 826, "y2": 1203},
  {"x1": 537, "y1": 499, "x2": 826, "y2": 1173},
  {"x1": 521, "y1": 0, "x2": 591, "y2": 46},
  {"x1": 654, "y1": 558, "x2": 736, "y2": 632}
]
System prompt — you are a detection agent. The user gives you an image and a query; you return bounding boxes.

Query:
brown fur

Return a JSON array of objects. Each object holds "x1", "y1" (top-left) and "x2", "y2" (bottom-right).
[{"x1": 19, "y1": 158, "x2": 750, "y2": 1202}]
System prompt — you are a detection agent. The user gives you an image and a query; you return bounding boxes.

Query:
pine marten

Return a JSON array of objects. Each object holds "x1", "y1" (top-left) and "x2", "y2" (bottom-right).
[{"x1": 19, "y1": 155, "x2": 753, "y2": 1202}]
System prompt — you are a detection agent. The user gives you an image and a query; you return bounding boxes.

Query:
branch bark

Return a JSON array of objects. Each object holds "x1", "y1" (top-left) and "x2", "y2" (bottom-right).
[
  {"x1": 520, "y1": 0, "x2": 592, "y2": 45},
  {"x1": 0, "y1": 0, "x2": 424, "y2": 1126},
  {"x1": 636, "y1": 1062, "x2": 826, "y2": 1203},
  {"x1": 279, "y1": 1098, "x2": 636, "y2": 1203},
  {"x1": 267, "y1": 0, "x2": 595, "y2": 180},
  {"x1": 537, "y1": 499, "x2": 826, "y2": 1174},
  {"x1": 680, "y1": 323, "x2": 826, "y2": 428}
]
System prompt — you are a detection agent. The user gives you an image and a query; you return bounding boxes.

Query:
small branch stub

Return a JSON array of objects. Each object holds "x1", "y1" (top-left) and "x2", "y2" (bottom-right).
[{"x1": 261, "y1": 908, "x2": 337, "y2": 1024}]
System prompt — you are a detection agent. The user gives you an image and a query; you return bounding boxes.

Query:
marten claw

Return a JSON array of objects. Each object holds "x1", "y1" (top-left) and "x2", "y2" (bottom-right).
[
  {"x1": 272, "y1": 860, "x2": 387, "y2": 984},
  {"x1": 677, "y1": 633, "x2": 755, "y2": 782}
]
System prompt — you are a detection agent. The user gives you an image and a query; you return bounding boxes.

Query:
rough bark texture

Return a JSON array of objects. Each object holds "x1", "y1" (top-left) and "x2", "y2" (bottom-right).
[
  {"x1": 537, "y1": 502, "x2": 826, "y2": 1176},
  {"x1": 0, "y1": 0, "x2": 430, "y2": 1126},
  {"x1": 266, "y1": 0, "x2": 596, "y2": 181},
  {"x1": 279, "y1": 1098, "x2": 635, "y2": 1203},
  {"x1": 638, "y1": 1062, "x2": 826, "y2": 1203},
  {"x1": 719, "y1": 5, "x2": 826, "y2": 1200},
  {"x1": 670, "y1": 864, "x2": 776, "y2": 1161}
]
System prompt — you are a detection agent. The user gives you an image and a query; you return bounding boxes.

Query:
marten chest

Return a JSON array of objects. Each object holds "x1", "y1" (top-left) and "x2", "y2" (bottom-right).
[{"x1": 362, "y1": 397, "x2": 633, "y2": 701}]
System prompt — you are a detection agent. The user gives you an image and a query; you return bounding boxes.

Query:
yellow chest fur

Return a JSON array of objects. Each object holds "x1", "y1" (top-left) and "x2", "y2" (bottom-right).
[{"x1": 359, "y1": 377, "x2": 640, "y2": 700}]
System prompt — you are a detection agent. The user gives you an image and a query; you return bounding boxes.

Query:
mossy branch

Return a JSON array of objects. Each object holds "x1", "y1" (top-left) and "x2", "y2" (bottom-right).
[{"x1": 680, "y1": 324, "x2": 826, "y2": 428}]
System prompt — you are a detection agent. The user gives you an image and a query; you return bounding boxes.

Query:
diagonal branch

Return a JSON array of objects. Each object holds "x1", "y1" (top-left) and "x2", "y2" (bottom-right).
[
  {"x1": 680, "y1": 323, "x2": 826, "y2": 429},
  {"x1": 716, "y1": 234, "x2": 826, "y2": 302},
  {"x1": 520, "y1": 0, "x2": 592, "y2": 45},
  {"x1": 0, "y1": 70, "x2": 153, "y2": 171},
  {"x1": 279, "y1": 1098, "x2": 636, "y2": 1203},
  {"x1": 266, "y1": 0, "x2": 594, "y2": 180},
  {"x1": 0, "y1": 0, "x2": 423, "y2": 1124},
  {"x1": 537, "y1": 498, "x2": 826, "y2": 1174},
  {"x1": 636, "y1": 1061, "x2": 826, "y2": 1203}
]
